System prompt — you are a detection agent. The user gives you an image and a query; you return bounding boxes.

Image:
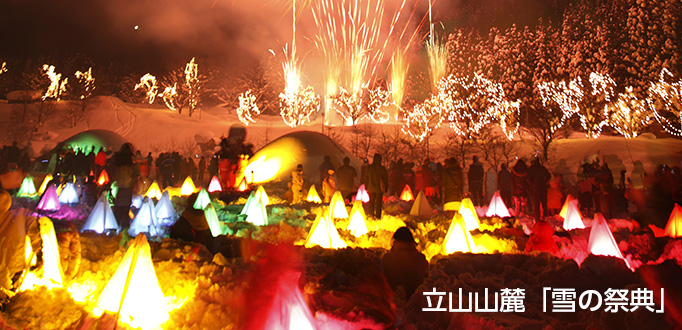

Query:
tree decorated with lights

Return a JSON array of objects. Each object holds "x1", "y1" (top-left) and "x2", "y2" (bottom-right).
[
  {"x1": 279, "y1": 86, "x2": 320, "y2": 128},
  {"x1": 647, "y1": 68, "x2": 682, "y2": 136},
  {"x1": 135, "y1": 74, "x2": 158, "y2": 105},
  {"x1": 236, "y1": 90, "x2": 261, "y2": 126},
  {"x1": 331, "y1": 86, "x2": 391, "y2": 126},
  {"x1": 606, "y1": 87, "x2": 651, "y2": 138},
  {"x1": 437, "y1": 73, "x2": 519, "y2": 140},
  {"x1": 42, "y1": 64, "x2": 68, "y2": 101},
  {"x1": 161, "y1": 58, "x2": 202, "y2": 117},
  {"x1": 401, "y1": 96, "x2": 444, "y2": 142}
]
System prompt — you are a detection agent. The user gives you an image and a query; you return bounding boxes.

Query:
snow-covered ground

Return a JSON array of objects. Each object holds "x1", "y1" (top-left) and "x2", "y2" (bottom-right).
[{"x1": 0, "y1": 97, "x2": 680, "y2": 329}]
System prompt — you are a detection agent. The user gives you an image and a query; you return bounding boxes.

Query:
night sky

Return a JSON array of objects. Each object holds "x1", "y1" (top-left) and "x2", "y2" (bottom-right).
[{"x1": 0, "y1": 0, "x2": 568, "y2": 74}]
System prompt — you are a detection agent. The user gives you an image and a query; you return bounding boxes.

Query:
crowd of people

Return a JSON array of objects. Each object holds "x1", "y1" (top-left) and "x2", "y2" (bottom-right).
[{"x1": 290, "y1": 152, "x2": 682, "y2": 226}]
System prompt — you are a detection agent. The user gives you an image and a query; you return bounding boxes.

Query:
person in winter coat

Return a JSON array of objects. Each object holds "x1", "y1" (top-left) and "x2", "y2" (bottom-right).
[
  {"x1": 318, "y1": 155, "x2": 335, "y2": 187},
  {"x1": 527, "y1": 157, "x2": 552, "y2": 219},
  {"x1": 336, "y1": 157, "x2": 357, "y2": 201},
  {"x1": 468, "y1": 156, "x2": 485, "y2": 206},
  {"x1": 382, "y1": 227, "x2": 429, "y2": 299},
  {"x1": 321, "y1": 169, "x2": 337, "y2": 203},
  {"x1": 498, "y1": 163, "x2": 512, "y2": 208},
  {"x1": 291, "y1": 164, "x2": 304, "y2": 204},
  {"x1": 511, "y1": 159, "x2": 529, "y2": 216},
  {"x1": 441, "y1": 157, "x2": 463, "y2": 204},
  {"x1": 363, "y1": 153, "x2": 388, "y2": 219},
  {"x1": 111, "y1": 143, "x2": 139, "y2": 228},
  {"x1": 524, "y1": 221, "x2": 558, "y2": 255},
  {"x1": 547, "y1": 173, "x2": 564, "y2": 216}
]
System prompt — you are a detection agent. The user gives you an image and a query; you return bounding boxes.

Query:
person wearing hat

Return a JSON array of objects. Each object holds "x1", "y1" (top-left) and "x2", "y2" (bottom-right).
[
  {"x1": 322, "y1": 169, "x2": 337, "y2": 203},
  {"x1": 381, "y1": 226, "x2": 429, "y2": 300},
  {"x1": 291, "y1": 164, "x2": 304, "y2": 204}
]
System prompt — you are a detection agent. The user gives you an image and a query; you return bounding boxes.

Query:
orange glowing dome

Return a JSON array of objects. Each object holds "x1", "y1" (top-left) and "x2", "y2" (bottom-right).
[
  {"x1": 562, "y1": 200, "x2": 585, "y2": 231},
  {"x1": 485, "y1": 191, "x2": 510, "y2": 218},
  {"x1": 304, "y1": 211, "x2": 347, "y2": 249},
  {"x1": 664, "y1": 204, "x2": 682, "y2": 238},
  {"x1": 410, "y1": 190, "x2": 432, "y2": 217},
  {"x1": 328, "y1": 191, "x2": 349, "y2": 219},
  {"x1": 145, "y1": 181, "x2": 162, "y2": 200},
  {"x1": 355, "y1": 184, "x2": 370, "y2": 203},
  {"x1": 346, "y1": 200, "x2": 368, "y2": 237},
  {"x1": 400, "y1": 185, "x2": 414, "y2": 202},
  {"x1": 93, "y1": 234, "x2": 169, "y2": 329},
  {"x1": 207, "y1": 175, "x2": 223, "y2": 193},
  {"x1": 306, "y1": 185, "x2": 322, "y2": 204},
  {"x1": 588, "y1": 213, "x2": 624, "y2": 259},
  {"x1": 180, "y1": 176, "x2": 197, "y2": 195},
  {"x1": 458, "y1": 198, "x2": 480, "y2": 231},
  {"x1": 559, "y1": 194, "x2": 576, "y2": 219},
  {"x1": 442, "y1": 213, "x2": 478, "y2": 254},
  {"x1": 97, "y1": 169, "x2": 110, "y2": 186}
]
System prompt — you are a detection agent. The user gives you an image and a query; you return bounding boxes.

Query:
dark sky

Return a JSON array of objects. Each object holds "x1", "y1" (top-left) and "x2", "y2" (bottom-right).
[{"x1": 0, "y1": 0, "x2": 568, "y2": 74}]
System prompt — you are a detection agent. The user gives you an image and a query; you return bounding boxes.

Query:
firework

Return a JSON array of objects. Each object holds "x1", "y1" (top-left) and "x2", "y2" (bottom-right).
[{"x1": 389, "y1": 50, "x2": 409, "y2": 117}]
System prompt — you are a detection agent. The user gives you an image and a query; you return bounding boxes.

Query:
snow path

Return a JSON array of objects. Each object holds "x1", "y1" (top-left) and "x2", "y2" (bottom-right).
[{"x1": 110, "y1": 97, "x2": 136, "y2": 138}]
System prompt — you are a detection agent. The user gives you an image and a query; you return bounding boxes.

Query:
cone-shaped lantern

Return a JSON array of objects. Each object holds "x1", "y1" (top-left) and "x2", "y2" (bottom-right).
[
  {"x1": 346, "y1": 200, "x2": 368, "y2": 237},
  {"x1": 16, "y1": 174, "x2": 37, "y2": 197},
  {"x1": 37, "y1": 185, "x2": 60, "y2": 211},
  {"x1": 562, "y1": 200, "x2": 585, "y2": 231},
  {"x1": 208, "y1": 175, "x2": 223, "y2": 193},
  {"x1": 129, "y1": 198, "x2": 161, "y2": 237},
  {"x1": 328, "y1": 191, "x2": 349, "y2": 219},
  {"x1": 664, "y1": 204, "x2": 682, "y2": 238},
  {"x1": 262, "y1": 271, "x2": 317, "y2": 330},
  {"x1": 485, "y1": 191, "x2": 510, "y2": 218},
  {"x1": 97, "y1": 169, "x2": 110, "y2": 186},
  {"x1": 58, "y1": 182, "x2": 79, "y2": 205},
  {"x1": 38, "y1": 217, "x2": 64, "y2": 286},
  {"x1": 93, "y1": 235, "x2": 169, "y2": 329},
  {"x1": 244, "y1": 198, "x2": 268, "y2": 226},
  {"x1": 155, "y1": 191, "x2": 175, "y2": 224},
  {"x1": 255, "y1": 185, "x2": 270, "y2": 206},
  {"x1": 38, "y1": 174, "x2": 53, "y2": 195},
  {"x1": 180, "y1": 176, "x2": 197, "y2": 195},
  {"x1": 193, "y1": 188, "x2": 211, "y2": 210},
  {"x1": 400, "y1": 185, "x2": 414, "y2": 202},
  {"x1": 355, "y1": 184, "x2": 370, "y2": 203},
  {"x1": 204, "y1": 203, "x2": 223, "y2": 237},
  {"x1": 304, "y1": 211, "x2": 347, "y2": 249},
  {"x1": 131, "y1": 195, "x2": 144, "y2": 210},
  {"x1": 237, "y1": 177, "x2": 248, "y2": 192},
  {"x1": 588, "y1": 213, "x2": 624, "y2": 259},
  {"x1": 559, "y1": 194, "x2": 576, "y2": 219},
  {"x1": 442, "y1": 213, "x2": 478, "y2": 254},
  {"x1": 25, "y1": 236, "x2": 36, "y2": 267},
  {"x1": 306, "y1": 185, "x2": 322, "y2": 204},
  {"x1": 82, "y1": 193, "x2": 120, "y2": 234},
  {"x1": 458, "y1": 198, "x2": 480, "y2": 231},
  {"x1": 240, "y1": 191, "x2": 256, "y2": 215},
  {"x1": 145, "y1": 181, "x2": 162, "y2": 200},
  {"x1": 410, "y1": 190, "x2": 432, "y2": 217}
]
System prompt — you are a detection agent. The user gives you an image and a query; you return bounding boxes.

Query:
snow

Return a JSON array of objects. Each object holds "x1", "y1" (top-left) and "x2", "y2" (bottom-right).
[{"x1": 0, "y1": 96, "x2": 680, "y2": 329}]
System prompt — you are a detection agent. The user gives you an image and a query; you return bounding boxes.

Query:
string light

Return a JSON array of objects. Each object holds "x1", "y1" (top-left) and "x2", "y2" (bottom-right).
[
  {"x1": 0, "y1": 62, "x2": 6, "y2": 75},
  {"x1": 647, "y1": 68, "x2": 682, "y2": 136},
  {"x1": 160, "y1": 83, "x2": 178, "y2": 111},
  {"x1": 279, "y1": 86, "x2": 321, "y2": 128},
  {"x1": 236, "y1": 90, "x2": 260, "y2": 126},
  {"x1": 401, "y1": 96, "x2": 443, "y2": 142},
  {"x1": 135, "y1": 74, "x2": 159, "y2": 105},
  {"x1": 331, "y1": 86, "x2": 392, "y2": 125},
  {"x1": 184, "y1": 57, "x2": 199, "y2": 114},
  {"x1": 74, "y1": 67, "x2": 95, "y2": 100},
  {"x1": 606, "y1": 87, "x2": 651, "y2": 138},
  {"x1": 42, "y1": 64, "x2": 68, "y2": 101}
]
